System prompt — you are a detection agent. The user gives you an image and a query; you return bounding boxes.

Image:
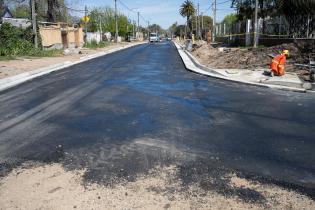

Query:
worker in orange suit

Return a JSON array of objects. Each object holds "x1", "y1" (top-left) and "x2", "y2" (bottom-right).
[{"x1": 270, "y1": 50, "x2": 289, "y2": 76}]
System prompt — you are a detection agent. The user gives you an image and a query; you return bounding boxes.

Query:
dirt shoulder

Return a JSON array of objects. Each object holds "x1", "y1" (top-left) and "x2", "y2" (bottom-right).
[
  {"x1": 190, "y1": 41, "x2": 312, "y2": 81},
  {"x1": 0, "y1": 163, "x2": 314, "y2": 210},
  {"x1": 0, "y1": 42, "x2": 135, "y2": 79}
]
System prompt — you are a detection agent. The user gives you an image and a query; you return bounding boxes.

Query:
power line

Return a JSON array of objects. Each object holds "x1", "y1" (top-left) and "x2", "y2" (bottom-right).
[
  {"x1": 117, "y1": 0, "x2": 149, "y2": 25},
  {"x1": 202, "y1": 5, "x2": 212, "y2": 13},
  {"x1": 217, "y1": 0, "x2": 231, "y2": 6},
  {"x1": 57, "y1": 3, "x2": 87, "y2": 13},
  {"x1": 117, "y1": 0, "x2": 137, "y2": 13},
  {"x1": 139, "y1": 13, "x2": 148, "y2": 23}
]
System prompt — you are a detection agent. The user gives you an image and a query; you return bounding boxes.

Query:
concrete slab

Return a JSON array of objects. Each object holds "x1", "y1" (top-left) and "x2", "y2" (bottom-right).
[{"x1": 173, "y1": 41, "x2": 308, "y2": 93}]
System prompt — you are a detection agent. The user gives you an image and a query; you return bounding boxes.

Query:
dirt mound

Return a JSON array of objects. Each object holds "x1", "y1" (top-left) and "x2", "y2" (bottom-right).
[{"x1": 191, "y1": 42, "x2": 310, "y2": 75}]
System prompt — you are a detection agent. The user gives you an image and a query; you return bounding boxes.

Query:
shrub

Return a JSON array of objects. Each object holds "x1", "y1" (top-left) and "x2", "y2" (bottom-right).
[
  {"x1": 83, "y1": 40, "x2": 109, "y2": 49},
  {"x1": 0, "y1": 23, "x2": 43, "y2": 56}
]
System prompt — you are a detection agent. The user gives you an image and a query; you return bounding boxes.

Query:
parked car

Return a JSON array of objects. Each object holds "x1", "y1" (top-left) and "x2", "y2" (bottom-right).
[{"x1": 149, "y1": 33, "x2": 159, "y2": 42}]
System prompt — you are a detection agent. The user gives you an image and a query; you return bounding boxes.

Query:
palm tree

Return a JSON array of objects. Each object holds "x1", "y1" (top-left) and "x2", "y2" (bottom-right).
[{"x1": 179, "y1": 0, "x2": 195, "y2": 38}]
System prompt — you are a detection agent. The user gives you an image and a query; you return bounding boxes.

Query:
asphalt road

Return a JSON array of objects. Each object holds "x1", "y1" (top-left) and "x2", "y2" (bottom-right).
[{"x1": 0, "y1": 42, "x2": 315, "y2": 200}]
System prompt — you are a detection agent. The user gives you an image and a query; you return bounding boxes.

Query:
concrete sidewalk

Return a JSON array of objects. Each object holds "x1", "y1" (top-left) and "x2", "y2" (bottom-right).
[
  {"x1": 0, "y1": 42, "x2": 146, "y2": 92},
  {"x1": 174, "y1": 41, "x2": 313, "y2": 93}
]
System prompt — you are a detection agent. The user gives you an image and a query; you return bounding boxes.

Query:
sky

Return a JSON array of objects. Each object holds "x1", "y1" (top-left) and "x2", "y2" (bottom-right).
[{"x1": 68, "y1": 0, "x2": 236, "y2": 29}]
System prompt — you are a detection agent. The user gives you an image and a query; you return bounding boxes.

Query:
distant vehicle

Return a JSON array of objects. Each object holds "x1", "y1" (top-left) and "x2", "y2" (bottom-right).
[
  {"x1": 167, "y1": 37, "x2": 172, "y2": 41},
  {"x1": 149, "y1": 33, "x2": 159, "y2": 42}
]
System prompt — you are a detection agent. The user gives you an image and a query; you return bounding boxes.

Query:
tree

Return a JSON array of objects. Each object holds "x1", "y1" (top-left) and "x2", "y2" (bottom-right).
[
  {"x1": 222, "y1": 14, "x2": 238, "y2": 25},
  {"x1": 7, "y1": 0, "x2": 69, "y2": 22},
  {"x1": 231, "y1": 0, "x2": 277, "y2": 20},
  {"x1": 168, "y1": 22, "x2": 178, "y2": 37},
  {"x1": 280, "y1": 0, "x2": 315, "y2": 36},
  {"x1": 46, "y1": 0, "x2": 68, "y2": 22},
  {"x1": 189, "y1": 15, "x2": 212, "y2": 37},
  {"x1": 87, "y1": 7, "x2": 134, "y2": 37},
  {"x1": 232, "y1": 0, "x2": 314, "y2": 37},
  {"x1": 179, "y1": 0, "x2": 195, "y2": 37},
  {"x1": 149, "y1": 24, "x2": 165, "y2": 35},
  {"x1": 12, "y1": 4, "x2": 30, "y2": 18},
  {"x1": 0, "y1": 0, "x2": 4, "y2": 11}
]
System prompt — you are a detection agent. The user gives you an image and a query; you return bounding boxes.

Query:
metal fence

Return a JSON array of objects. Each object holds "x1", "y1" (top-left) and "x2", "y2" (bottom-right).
[{"x1": 215, "y1": 16, "x2": 314, "y2": 46}]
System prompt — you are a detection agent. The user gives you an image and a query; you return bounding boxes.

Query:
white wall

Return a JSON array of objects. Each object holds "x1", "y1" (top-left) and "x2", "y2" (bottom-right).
[
  {"x1": 86, "y1": 32, "x2": 102, "y2": 43},
  {"x1": 2, "y1": 18, "x2": 31, "y2": 29}
]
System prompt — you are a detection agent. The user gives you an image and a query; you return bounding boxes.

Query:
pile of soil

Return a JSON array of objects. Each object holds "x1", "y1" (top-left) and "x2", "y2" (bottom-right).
[{"x1": 191, "y1": 42, "x2": 312, "y2": 79}]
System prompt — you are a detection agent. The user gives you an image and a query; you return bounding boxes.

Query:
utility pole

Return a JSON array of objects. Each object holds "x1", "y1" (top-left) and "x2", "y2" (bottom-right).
[
  {"x1": 212, "y1": 0, "x2": 216, "y2": 42},
  {"x1": 253, "y1": 0, "x2": 258, "y2": 47},
  {"x1": 133, "y1": 21, "x2": 135, "y2": 39},
  {"x1": 195, "y1": 14, "x2": 198, "y2": 39},
  {"x1": 84, "y1": 5, "x2": 88, "y2": 43},
  {"x1": 114, "y1": 0, "x2": 118, "y2": 43},
  {"x1": 201, "y1": 12, "x2": 204, "y2": 39},
  {"x1": 31, "y1": 0, "x2": 38, "y2": 48},
  {"x1": 99, "y1": 18, "x2": 102, "y2": 34},
  {"x1": 307, "y1": 14, "x2": 310, "y2": 38},
  {"x1": 201, "y1": 13, "x2": 204, "y2": 30},
  {"x1": 85, "y1": 5, "x2": 87, "y2": 33},
  {"x1": 147, "y1": 21, "x2": 150, "y2": 39},
  {"x1": 137, "y1": 12, "x2": 140, "y2": 32},
  {"x1": 197, "y1": 2, "x2": 201, "y2": 39}
]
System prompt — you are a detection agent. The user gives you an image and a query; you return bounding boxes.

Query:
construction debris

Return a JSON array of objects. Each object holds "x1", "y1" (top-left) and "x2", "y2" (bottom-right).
[{"x1": 191, "y1": 42, "x2": 313, "y2": 81}]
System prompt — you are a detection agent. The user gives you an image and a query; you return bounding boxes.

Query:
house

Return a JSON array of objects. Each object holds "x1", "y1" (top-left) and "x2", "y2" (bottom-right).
[
  {"x1": 39, "y1": 22, "x2": 84, "y2": 49},
  {"x1": 2, "y1": 17, "x2": 31, "y2": 29},
  {"x1": 0, "y1": 5, "x2": 31, "y2": 29},
  {"x1": 0, "y1": 6, "x2": 13, "y2": 22}
]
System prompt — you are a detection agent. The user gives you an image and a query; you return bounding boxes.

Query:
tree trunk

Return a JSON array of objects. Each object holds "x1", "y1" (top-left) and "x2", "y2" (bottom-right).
[
  {"x1": 47, "y1": 0, "x2": 56, "y2": 22},
  {"x1": 187, "y1": 16, "x2": 189, "y2": 37},
  {"x1": 0, "y1": 0, "x2": 4, "y2": 12}
]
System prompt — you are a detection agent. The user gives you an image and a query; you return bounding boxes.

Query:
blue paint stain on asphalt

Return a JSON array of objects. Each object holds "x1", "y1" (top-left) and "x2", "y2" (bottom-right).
[{"x1": 0, "y1": 42, "x2": 315, "y2": 200}]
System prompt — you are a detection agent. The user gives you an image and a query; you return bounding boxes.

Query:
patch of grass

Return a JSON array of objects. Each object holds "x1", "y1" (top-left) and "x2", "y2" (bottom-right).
[
  {"x1": 28, "y1": 49, "x2": 63, "y2": 57},
  {"x1": 83, "y1": 41, "x2": 110, "y2": 49},
  {"x1": 0, "y1": 49, "x2": 62, "y2": 61},
  {"x1": 0, "y1": 56, "x2": 17, "y2": 61}
]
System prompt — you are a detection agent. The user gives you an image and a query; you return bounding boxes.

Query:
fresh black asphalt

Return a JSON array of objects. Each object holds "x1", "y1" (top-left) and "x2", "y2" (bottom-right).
[{"x1": 0, "y1": 42, "x2": 315, "y2": 201}]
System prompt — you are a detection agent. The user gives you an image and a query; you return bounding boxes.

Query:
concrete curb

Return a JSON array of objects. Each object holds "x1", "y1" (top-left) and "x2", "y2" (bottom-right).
[
  {"x1": 0, "y1": 42, "x2": 146, "y2": 92},
  {"x1": 173, "y1": 41, "x2": 307, "y2": 93}
]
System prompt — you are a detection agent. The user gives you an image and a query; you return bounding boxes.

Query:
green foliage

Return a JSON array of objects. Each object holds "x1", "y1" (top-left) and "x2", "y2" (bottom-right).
[
  {"x1": 26, "y1": 49, "x2": 63, "y2": 57},
  {"x1": 222, "y1": 14, "x2": 238, "y2": 25},
  {"x1": 9, "y1": 0, "x2": 69, "y2": 22},
  {"x1": 175, "y1": 25, "x2": 186, "y2": 37},
  {"x1": 231, "y1": 0, "x2": 279, "y2": 20},
  {"x1": 231, "y1": 0, "x2": 314, "y2": 19},
  {"x1": 87, "y1": 6, "x2": 133, "y2": 36},
  {"x1": 231, "y1": 0, "x2": 314, "y2": 36},
  {"x1": 179, "y1": 0, "x2": 195, "y2": 19},
  {"x1": 12, "y1": 4, "x2": 30, "y2": 18},
  {"x1": 83, "y1": 40, "x2": 109, "y2": 49},
  {"x1": 281, "y1": 0, "x2": 314, "y2": 35},
  {"x1": 46, "y1": 0, "x2": 69, "y2": 22},
  {"x1": 0, "y1": 23, "x2": 32, "y2": 56},
  {"x1": 0, "y1": 55, "x2": 16, "y2": 61},
  {"x1": 148, "y1": 24, "x2": 165, "y2": 35},
  {"x1": 179, "y1": 0, "x2": 196, "y2": 33},
  {"x1": 0, "y1": 23, "x2": 59, "y2": 57},
  {"x1": 189, "y1": 15, "x2": 213, "y2": 31}
]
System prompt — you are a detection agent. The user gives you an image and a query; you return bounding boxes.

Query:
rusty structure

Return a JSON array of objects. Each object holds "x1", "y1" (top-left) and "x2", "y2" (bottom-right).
[{"x1": 39, "y1": 22, "x2": 84, "y2": 49}]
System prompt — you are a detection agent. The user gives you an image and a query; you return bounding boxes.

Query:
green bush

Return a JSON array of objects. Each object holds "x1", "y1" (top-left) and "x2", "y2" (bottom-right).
[
  {"x1": 83, "y1": 40, "x2": 109, "y2": 49},
  {"x1": 0, "y1": 22, "x2": 45, "y2": 56}
]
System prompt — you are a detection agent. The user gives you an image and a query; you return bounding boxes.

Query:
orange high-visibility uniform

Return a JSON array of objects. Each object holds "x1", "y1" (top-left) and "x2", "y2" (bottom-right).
[{"x1": 270, "y1": 54, "x2": 286, "y2": 76}]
